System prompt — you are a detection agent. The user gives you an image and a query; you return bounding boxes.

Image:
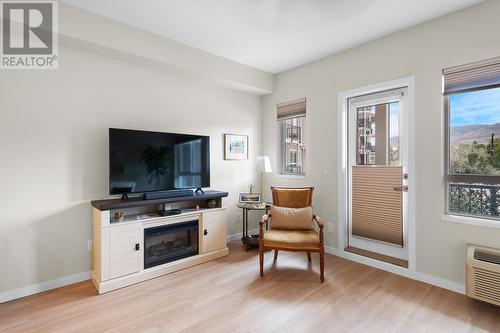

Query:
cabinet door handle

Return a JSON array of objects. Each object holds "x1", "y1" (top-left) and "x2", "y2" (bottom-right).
[
  {"x1": 135, "y1": 243, "x2": 140, "y2": 251},
  {"x1": 204, "y1": 229, "x2": 208, "y2": 236}
]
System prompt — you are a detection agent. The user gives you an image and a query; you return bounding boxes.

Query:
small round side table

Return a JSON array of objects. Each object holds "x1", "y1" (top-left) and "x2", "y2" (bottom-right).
[{"x1": 237, "y1": 203, "x2": 271, "y2": 251}]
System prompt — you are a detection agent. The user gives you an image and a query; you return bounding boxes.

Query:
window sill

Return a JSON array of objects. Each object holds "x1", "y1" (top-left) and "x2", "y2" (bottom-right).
[
  {"x1": 276, "y1": 174, "x2": 306, "y2": 180},
  {"x1": 441, "y1": 214, "x2": 500, "y2": 229}
]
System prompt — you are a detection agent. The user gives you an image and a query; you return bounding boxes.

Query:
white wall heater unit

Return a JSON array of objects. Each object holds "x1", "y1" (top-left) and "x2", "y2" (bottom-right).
[{"x1": 466, "y1": 244, "x2": 500, "y2": 306}]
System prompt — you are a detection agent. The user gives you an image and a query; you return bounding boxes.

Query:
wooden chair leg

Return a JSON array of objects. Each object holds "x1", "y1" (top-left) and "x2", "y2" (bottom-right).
[
  {"x1": 307, "y1": 252, "x2": 311, "y2": 262},
  {"x1": 259, "y1": 248, "x2": 264, "y2": 277},
  {"x1": 319, "y1": 248, "x2": 325, "y2": 282},
  {"x1": 274, "y1": 250, "x2": 279, "y2": 260}
]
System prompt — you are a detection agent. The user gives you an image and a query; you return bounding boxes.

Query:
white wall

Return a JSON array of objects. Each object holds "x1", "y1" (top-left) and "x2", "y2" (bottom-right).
[
  {"x1": 58, "y1": 3, "x2": 274, "y2": 95},
  {"x1": 0, "y1": 46, "x2": 261, "y2": 294},
  {"x1": 262, "y1": 0, "x2": 500, "y2": 285}
]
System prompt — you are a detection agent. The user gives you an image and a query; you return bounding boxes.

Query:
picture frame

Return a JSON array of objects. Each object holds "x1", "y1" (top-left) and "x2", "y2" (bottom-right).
[
  {"x1": 239, "y1": 193, "x2": 261, "y2": 203},
  {"x1": 224, "y1": 134, "x2": 248, "y2": 160}
]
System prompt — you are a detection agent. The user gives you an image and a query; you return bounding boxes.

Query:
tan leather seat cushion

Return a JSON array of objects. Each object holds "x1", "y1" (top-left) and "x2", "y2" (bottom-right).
[
  {"x1": 271, "y1": 206, "x2": 314, "y2": 230},
  {"x1": 263, "y1": 229, "x2": 320, "y2": 250}
]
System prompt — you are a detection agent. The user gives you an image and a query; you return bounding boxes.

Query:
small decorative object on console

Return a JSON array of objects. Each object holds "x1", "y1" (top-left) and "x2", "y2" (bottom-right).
[
  {"x1": 113, "y1": 211, "x2": 124, "y2": 222},
  {"x1": 206, "y1": 199, "x2": 217, "y2": 208}
]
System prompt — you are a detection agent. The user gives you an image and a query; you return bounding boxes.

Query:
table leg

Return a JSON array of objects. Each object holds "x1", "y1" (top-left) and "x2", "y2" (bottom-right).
[
  {"x1": 245, "y1": 209, "x2": 250, "y2": 251},
  {"x1": 241, "y1": 208, "x2": 245, "y2": 244}
]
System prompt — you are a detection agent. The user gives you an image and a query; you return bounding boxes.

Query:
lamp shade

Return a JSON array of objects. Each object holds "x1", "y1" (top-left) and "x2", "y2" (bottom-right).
[{"x1": 256, "y1": 156, "x2": 272, "y2": 173}]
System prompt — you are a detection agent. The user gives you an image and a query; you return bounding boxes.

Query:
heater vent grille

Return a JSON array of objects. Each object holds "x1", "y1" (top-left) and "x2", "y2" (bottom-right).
[
  {"x1": 467, "y1": 245, "x2": 500, "y2": 306},
  {"x1": 474, "y1": 250, "x2": 500, "y2": 265},
  {"x1": 473, "y1": 267, "x2": 500, "y2": 305}
]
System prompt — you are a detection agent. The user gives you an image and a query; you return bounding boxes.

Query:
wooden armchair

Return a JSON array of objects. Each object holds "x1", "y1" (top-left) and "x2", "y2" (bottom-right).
[{"x1": 259, "y1": 186, "x2": 325, "y2": 282}]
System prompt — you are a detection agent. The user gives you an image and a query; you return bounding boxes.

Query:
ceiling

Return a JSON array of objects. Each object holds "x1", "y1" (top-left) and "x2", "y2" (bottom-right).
[{"x1": 63, "y1": 0, "x2": 483, "y2": 73}]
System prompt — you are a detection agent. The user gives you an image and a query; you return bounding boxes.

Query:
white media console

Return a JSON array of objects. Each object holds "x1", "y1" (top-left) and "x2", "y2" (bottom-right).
[{"x1": 91, "y1": 191, "x2": 229, "y2": 294}]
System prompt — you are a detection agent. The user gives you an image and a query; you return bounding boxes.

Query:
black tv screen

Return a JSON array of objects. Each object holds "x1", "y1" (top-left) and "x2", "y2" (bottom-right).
[{"x1": 109, "y1": 128, "x2": 210, "y2": 195}]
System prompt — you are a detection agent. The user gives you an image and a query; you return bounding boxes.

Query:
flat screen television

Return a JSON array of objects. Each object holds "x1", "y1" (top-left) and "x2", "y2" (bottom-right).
[{"x1": 109, "y1": 128, "x2": 210, "y2": 195}]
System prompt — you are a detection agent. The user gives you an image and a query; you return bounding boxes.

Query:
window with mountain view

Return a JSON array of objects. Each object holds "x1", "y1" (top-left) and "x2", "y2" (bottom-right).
[
  {"x1": 449, "y1": 88, "x2": 500, "y2": 175},
  {"x1": 444, "y1": 57, "x2": 500, "y2": 220},
  {"x1": 446, "y1": 86, "x2": 500, "y2": 219}
]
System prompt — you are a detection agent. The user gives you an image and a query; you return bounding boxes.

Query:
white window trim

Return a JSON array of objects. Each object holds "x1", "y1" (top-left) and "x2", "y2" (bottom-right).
[
  {"x1": 275, "y1": 174, "x2": 306, "y2": 180},
  {"x1": 441, "y1": 214, "x2": 500, "y2": 229}
]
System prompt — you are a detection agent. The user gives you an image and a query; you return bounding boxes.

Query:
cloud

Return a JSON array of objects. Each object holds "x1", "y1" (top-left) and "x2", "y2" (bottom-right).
[{"x1": 450, "y1": 87, "x2": 500, "y2": 127}]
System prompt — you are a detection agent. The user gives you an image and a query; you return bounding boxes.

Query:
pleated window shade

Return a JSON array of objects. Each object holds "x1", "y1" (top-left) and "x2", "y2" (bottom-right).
[
  {"x1": 443, "y1": 56, "x2": 500, "y2": 95},
  {"x1": 277, "y1": 98, "x2": 306, "y2": 120},
  {"x1": 351, "y1": 166, "x2": 403, "y2": 246}
]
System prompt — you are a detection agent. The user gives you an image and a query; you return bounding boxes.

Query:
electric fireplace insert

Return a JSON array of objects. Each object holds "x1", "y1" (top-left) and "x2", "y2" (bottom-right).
[{"x1": 144, "y1": 220, "x2": 199, "y2": 269}]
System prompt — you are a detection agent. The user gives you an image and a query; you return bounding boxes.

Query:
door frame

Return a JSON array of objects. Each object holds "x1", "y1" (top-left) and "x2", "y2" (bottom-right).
[
  {"x1": 348, "y1": 89, "x2": 408, "y2": 260},
  {"x1": 338, "y1": 76, "x2": 416, "y2": 271}
]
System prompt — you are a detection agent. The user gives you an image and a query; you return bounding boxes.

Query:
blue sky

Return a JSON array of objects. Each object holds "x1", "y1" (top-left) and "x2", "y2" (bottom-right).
[{"x1": 450, "y1": 87, "x2": 500, "y2": 127}]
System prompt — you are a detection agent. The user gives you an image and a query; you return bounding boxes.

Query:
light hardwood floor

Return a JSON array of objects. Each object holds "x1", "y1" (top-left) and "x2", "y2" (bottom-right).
[{"x1": 1, "y1": 241, "x2": 499, "y2": 333}]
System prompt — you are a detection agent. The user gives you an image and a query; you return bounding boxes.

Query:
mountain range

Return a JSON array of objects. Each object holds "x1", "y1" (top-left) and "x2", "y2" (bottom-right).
[{"x1": 450, "y1": 123, "x2": 500, "y2": 144}]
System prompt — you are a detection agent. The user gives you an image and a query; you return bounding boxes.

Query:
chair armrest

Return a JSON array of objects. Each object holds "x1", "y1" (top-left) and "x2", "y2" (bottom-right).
[
  {"x1": 313, "y1": 215, "x2": 325, "y2": 247},
  {"x1": 259, "y1": 214, "x2": 270, "y2": 240},
  {"x1": 313, "y1": 215, "x2": 324, "y2": 230},
  {"x1": 259, "y1": 214, "x2": 270, "y2": 226}
]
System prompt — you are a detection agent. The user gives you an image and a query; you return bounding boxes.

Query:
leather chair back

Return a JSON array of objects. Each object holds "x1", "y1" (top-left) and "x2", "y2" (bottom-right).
[{"x1": 271, "y1": 186, "x2": 314, "y2": 208}]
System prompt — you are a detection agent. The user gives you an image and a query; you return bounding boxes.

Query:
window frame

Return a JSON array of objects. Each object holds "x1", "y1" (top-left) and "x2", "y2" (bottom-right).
[
  {"x1": 278, "y1": 115, "x2": 307, "y2": 176},
  {"x1": 444, "y1": 87, "x2": 500, "y2": 220}
]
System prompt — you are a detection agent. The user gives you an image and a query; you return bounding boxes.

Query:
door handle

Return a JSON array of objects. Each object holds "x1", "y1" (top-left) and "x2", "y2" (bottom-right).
[
  {"x1": 135, "y1": 243, "x2": 140, "y2": 251},
  {"x1": 393, "y1": 186, "x2": 408, "y2": 192},
  {"x1": 204, "y1": 229, "x2": 208, "y2": 236}
]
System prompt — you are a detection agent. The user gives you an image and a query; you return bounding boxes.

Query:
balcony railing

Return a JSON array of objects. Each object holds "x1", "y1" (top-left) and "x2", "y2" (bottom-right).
[
  {"x1": 286, "y1": 125, "x2": 301, "y2": 142},
  {"x1": 449, "y1": 183, "x2": 500, "y2": 218},
  {"x1": 286, "y1": 164, "x2": 302, "y2": 174}
]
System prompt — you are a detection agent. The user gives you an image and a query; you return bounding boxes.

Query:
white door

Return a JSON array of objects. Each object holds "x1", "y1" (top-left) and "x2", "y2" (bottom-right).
[{"x1": 348, "y1": 87, "x2": 409, "y2": 261}]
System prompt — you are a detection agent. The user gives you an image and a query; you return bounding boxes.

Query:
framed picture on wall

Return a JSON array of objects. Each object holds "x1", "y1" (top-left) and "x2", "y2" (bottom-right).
[{"x1": 224, "y1": 134, "x2": 248, "y2": 160}]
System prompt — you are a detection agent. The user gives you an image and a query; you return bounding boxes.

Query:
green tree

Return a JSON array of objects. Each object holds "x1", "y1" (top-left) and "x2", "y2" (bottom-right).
[
  {"x1": 450, "y1": 142, "x2": 495, "y2": 174},
  {"x1": 493, "y1": 139, "x2": 500, "y2": 169}
]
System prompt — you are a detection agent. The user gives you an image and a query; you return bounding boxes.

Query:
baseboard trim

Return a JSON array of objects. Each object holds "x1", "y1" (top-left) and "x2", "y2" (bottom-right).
[
  {"x1": 1, "y1": 230, "x2": 246, "y2": 304},
  {"x1": 226, "y1": 228, "x2": 259, "y2": 242},
  {"x1": 0, "y1": 271, "x2": 91, "y2": 304},
  {"x1": 325, "y1": 246, "x2": 465, "y2": 295},
  {"x1": 1, "y1": 244, "x2": 465, "y2": 303}
]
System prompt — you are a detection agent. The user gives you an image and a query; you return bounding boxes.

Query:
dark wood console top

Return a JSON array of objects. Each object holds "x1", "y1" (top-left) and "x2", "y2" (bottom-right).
[{"x1": 91, "y1": 190, "x2": 229, "y2": 211}]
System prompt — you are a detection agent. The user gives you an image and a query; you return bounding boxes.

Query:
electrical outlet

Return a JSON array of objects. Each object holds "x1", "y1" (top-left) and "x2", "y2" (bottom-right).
[
  {"x1": 87, "y1": 239, "x2": 93, "y2": 252},
  {"x1": 324, "y1": 165, "x2": 334, "y2": 176},
  {"x1": 327, "y1": 223, "x2": 334, "y2": 233},
  {"x1": 236, "y1": 214, "x2": 242, "y2": 223}
]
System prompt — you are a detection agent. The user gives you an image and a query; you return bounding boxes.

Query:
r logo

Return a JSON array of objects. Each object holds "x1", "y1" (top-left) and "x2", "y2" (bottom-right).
[
  {"x1": 1, "y1": 1, "x2": 58, "y2": 69},
  {"x1": 2, "y1": 2, "x2": 53, "y2": 54}
]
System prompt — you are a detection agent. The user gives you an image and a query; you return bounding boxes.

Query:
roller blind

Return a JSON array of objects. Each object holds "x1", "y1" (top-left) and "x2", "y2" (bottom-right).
[
  {"x1": 351, "y1": 166, "x2": 403, "y2": 246},
  {"x1": 277, "y1": 98, "x2": 306, "y2": 120},
  {"x1": 443, "y1": 56, "x2": 500, "y2": 95}
]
